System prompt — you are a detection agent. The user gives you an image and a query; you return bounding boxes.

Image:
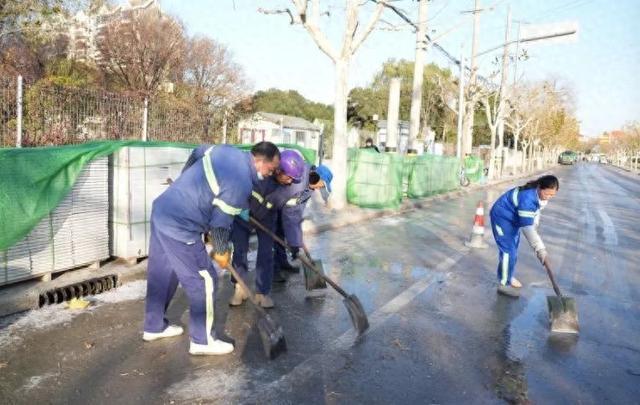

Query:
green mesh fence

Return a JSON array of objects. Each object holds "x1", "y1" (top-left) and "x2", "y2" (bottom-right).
[
  {"x1": 407, "y1": 154, "x2": 460, "y2": 198},
  {"x1": 464, "y1": 155, "x2": 484, "y2": 183},
  {"x1": 346, "y1": 148, "x2": 404, "y2": 208}
]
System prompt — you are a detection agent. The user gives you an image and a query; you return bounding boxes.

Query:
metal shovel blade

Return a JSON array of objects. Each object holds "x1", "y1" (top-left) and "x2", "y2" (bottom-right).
[
  {"x1": 547, "y1": 296, "x2": 579, "y2": 334},
  {"x1": 343, "y1": 294, "x2": 369, "y2": 335},
  {"x1": 303, "y1": 259, "x2": 328, "y2": 291},
  {"x1": 257, "y1": 314, "x2": 287, "y2": 359}
]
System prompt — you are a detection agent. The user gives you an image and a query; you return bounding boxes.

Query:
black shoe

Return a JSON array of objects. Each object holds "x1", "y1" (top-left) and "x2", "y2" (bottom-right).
[
  {"x1": 280, "y1": 262, "x2": 300, "y2": 274},
  {"x1": 272, "y1": 272, "x2": 287, "y2": 283}
]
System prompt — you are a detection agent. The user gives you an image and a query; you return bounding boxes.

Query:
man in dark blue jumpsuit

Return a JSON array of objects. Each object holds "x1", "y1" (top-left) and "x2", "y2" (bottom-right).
[
  {"x1": 228, "y1": 149, "x2": 307, "y2": 308},
  {"x1": 142, "y1": 142, "x2": 280, "y2": 356}
]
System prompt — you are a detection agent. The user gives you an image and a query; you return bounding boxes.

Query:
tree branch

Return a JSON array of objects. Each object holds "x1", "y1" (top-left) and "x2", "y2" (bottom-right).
[
  {"x1": 293, "y1": 0, "x2": 339, "y2": 62},
  {"x1": 351, "y1": 0, "x2": 386, "y2": 54},
  {"x1": 257, "y1": 7, "x2": 298, "y2": 24}
]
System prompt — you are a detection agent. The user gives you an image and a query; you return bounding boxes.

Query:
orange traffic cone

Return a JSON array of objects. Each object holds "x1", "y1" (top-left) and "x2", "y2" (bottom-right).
[{"x1": 465, "y1": 201, "x2": 488, "y2": 248}]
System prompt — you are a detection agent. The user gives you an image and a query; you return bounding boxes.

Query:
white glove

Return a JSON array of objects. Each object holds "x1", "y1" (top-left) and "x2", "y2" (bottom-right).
[
  {"x1": 522, "y1": 225, "x2": 546, "y2": 263},
  {"x1": 536, "y1": 248, "x2": 547, "y2": 264}
]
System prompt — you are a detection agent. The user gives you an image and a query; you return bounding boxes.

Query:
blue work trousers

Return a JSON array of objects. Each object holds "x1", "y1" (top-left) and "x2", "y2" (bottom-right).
[
  {"x1": 144, "y1": 223, "x2": 218, "y2": 345},
  {"x1": 231, "y1": 217, "x2": 275, "y2": 294},
  {"x1": 490, "y1": 212, "x2": 521, "y2": 286}
]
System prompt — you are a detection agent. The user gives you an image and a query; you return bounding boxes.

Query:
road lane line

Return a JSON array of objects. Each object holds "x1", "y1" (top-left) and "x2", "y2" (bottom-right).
[{"x1": 248, "y1": 254, "x2": 463, "y2": 402}]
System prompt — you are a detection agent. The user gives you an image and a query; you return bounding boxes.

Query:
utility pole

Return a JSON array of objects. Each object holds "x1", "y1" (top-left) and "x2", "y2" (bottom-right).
[
  {"x1": 142, "y1": 97, "x2": 148, "y2": 141},
  {"x1": 456, "y1": 47, "x2": 465, "y2": 159},
  {"x1": 496, "y1": 6, "x2": 511, "y2": 178},
  {"x1": 513, "y1": 21, "x2": 521, "y2": 86},
  {"x1": 222, "y1": 108, "x2": 228, "y2": 144},
  {"x1": 462, "y1": 0, "x2": 481, "y2": 155},
  {"x1": 385, "y1": 78, "x2": 402, "y2": 152},
  {"x1": 408, "y1": 0, "x2": 429, "y2": 155}
]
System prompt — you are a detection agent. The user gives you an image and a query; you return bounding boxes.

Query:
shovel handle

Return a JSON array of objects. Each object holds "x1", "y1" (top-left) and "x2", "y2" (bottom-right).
[
  {"x1": 543, "y1": 261, "x2": 563, "y2": 299},
  {"x1": 249, "y1": 216, "x2": 349, "y2": 298}
]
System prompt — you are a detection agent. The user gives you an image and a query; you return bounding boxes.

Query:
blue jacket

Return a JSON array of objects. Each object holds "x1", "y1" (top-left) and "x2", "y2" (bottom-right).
[
  {"x1": 151, "y1": 144, "x2": 257, "y2": 243},
  {"x1": 490, "y1": 187, "x2": 540, "y2": 228},
  {"x1": 264, "y1": 164, "x2": 312, "y2": 247}
]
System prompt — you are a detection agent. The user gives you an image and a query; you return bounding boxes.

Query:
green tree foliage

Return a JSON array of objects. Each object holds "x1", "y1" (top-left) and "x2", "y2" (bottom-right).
[
  {"x1": 247, "y1": 88, "x2": 334, "y2": 158},
  {"x1": 347, "y1": 60, "x2": 450, "y2": 131},
  {"x1": 43, "y1": 57, "x2": 102, "y2": 87},
  {"x1": 349, "y1": 59, "x2": 492, "y2": 147},
  {"x1": 251, "y1": 88, "x2": 333, "y2": 122}
]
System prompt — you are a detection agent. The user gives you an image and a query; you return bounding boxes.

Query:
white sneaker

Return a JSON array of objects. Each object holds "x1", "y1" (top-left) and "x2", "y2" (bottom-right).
[
  {"x1": 229, "y1": 283, "x2": 248, "y2": 306},
  {"x1": 142, "y1": 325, "x2": 184, "y2": 341},
  {"x1": 255, "y1": 293, "x2": 274, "y2": 308},
  {"x1": 189, "y1": 339, "x2": 235, "y2": 355}
]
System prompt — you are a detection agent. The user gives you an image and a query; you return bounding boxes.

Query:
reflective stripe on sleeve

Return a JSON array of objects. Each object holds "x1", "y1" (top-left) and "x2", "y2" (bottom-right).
[
  {"x1": 213, "y1": 199, "x2": 242, "y2": 216},
  {"x1": 203, "y1": 146, "x2": 242, "y2": 216},
  {"x1": 517, "y1": 210, "x2": 536, "y2": 218}
]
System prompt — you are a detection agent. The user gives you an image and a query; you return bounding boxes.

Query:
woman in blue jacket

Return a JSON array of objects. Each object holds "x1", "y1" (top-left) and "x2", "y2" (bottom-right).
[{"x1": 490, "y1": 175, "x2": 559, "y2": 296}]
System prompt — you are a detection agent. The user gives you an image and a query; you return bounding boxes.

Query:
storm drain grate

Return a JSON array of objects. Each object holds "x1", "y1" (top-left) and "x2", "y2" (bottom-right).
[{"x1": 38, "y1": 274, "x2": 119, "y2": 307}]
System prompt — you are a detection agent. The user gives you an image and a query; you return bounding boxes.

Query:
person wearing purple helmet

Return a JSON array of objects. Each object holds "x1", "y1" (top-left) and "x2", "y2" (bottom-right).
[
  {"x1": 278, "y1": 149, "x2": 306, "y2": 184},
  {"x1": 227, "y1": 149, "x2": 307, "y2": 308},
  {"x1": 268, "y1": 161, "x2": 333, "y2": 282}
]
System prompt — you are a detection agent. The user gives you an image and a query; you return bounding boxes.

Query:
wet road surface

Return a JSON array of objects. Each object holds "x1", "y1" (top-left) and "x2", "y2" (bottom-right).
[{"x1": 0, "y1": 163, "x2": 639, "y2": 404}]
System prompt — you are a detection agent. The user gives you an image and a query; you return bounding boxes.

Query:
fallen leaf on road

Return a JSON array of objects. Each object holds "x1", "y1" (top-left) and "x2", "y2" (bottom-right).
[
  {"x1": 67, "y1": 298, "x2": 91, "y2": 310},
  {"x1": 0, "y1": 362, "x2": 7, "y2": 369},
  {"x1": 84, "y1": 342, "x2": 94, "y2": 349}
]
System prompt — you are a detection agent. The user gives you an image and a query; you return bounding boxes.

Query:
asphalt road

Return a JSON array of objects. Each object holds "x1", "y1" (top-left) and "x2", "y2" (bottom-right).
[{"x1": 0, "y1": 163, "x2": 638, "y2": 404}]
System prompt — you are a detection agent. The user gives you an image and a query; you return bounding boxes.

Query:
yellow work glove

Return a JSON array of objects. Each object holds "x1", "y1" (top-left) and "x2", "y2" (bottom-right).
[
  {"x1": 211, "y1": 250, "x2": 231, "y2": 269},
  {"x1": 209, "y1": 227, "x2": 233, "y2": 269}
]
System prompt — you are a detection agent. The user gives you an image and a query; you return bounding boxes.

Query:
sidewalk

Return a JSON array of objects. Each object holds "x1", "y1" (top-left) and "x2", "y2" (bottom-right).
[{"x1": 0, "y1": 166, "x2": 554, "y2": 318}]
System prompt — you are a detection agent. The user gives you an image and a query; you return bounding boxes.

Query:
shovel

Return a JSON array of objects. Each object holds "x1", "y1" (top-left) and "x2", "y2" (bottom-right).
[
  {"x1": 301, "y1": 246, "x2": 328, "y2": 291},
  {"x1": 249, "y1": 216, "x2": 370, "y2": 336},
  {"x1": 543, "y1": 260, "x2": 579, "y2": 334},
  {"x1": 225, "y1": 263, "x2": 287, "y2": 359}
]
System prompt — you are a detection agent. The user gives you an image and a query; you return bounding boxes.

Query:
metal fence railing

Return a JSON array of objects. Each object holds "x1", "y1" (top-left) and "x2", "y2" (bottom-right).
[{"x1": 0, "y1": 75, "x2": 229, "y2": 148}]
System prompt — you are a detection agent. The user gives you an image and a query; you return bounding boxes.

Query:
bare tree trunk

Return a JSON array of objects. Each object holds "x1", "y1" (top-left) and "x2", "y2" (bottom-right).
[
  {"x1": 487, "y1": 124, "x2": 497, "y2": 179},
  {"x1": 513, "y1": 128, "x2": 520, "y2": 173},
  {"x1": 408, "y1": 0, "x2": 428, "y2": 154},
  {"x1": 331, "y1": 59, "x2": 350, "y2": 209},
  {"x1": 462, "y1": 0, "x2": 481, "y2": 155}
]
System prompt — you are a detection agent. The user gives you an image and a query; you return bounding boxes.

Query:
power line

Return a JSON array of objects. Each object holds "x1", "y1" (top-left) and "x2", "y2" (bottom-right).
[{"x1": 371, "y1": 0, "x2": 495, "y2": 87}]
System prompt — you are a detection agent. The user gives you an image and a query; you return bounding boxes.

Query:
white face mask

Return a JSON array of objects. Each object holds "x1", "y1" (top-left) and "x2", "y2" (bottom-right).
[
  {"x1": 539, "y1": 199, "x2": 548, "y2": 209},
  {"x1": 257, "y1": 172, "x2": 264, "y2": 180}
]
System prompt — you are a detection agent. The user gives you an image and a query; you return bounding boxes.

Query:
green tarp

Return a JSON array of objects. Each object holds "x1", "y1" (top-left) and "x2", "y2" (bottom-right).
[
  {"x1": 346, "y1": 148, "x2": 404, "y2": 209},
  {"x1": 407, "y1": 154, "x2": 459, "y2": 198},
  {"x1": 346, "y1": 149, "x2": 461, "y2": 208},
  {"x1": 0, "y1": 141, "x2": 315, "y2": 251}
]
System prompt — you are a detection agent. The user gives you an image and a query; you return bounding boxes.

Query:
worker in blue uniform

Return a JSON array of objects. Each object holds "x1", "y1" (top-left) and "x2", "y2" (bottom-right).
[
  {"x1": 490, "y1": 174, "x2": 559, "y2": 297},
  {"x1": 227, "y1": 149, "x2": 311, "y2": 307},
  {"x1": 270, "y1": 160, "x2": 333, "y2": 281},
  {"x1": 142, "y1": 142, "x2": 280, "y2": 355}
]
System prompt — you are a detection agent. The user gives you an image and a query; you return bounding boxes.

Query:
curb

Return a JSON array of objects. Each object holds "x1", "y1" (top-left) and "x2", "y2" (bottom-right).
[{"x1": 0, "y1": 166, "x2": 554, "y2": 319}]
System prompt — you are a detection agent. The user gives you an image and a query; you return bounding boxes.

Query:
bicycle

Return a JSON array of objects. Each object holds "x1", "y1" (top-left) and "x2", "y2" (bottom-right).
[{"x1": 459, "y1": 165, "x2": 470, "y2": 187}]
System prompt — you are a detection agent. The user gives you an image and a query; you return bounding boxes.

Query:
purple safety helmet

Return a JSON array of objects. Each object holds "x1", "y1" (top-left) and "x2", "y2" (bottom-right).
[{"x1": 279, "y1": 149, "x2": 305, "y2": 183}]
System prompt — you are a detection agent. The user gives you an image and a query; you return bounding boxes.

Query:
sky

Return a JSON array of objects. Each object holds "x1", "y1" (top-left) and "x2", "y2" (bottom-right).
[{"x1": 150, "y1": 0, "x2": 639, "y2": 137}]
